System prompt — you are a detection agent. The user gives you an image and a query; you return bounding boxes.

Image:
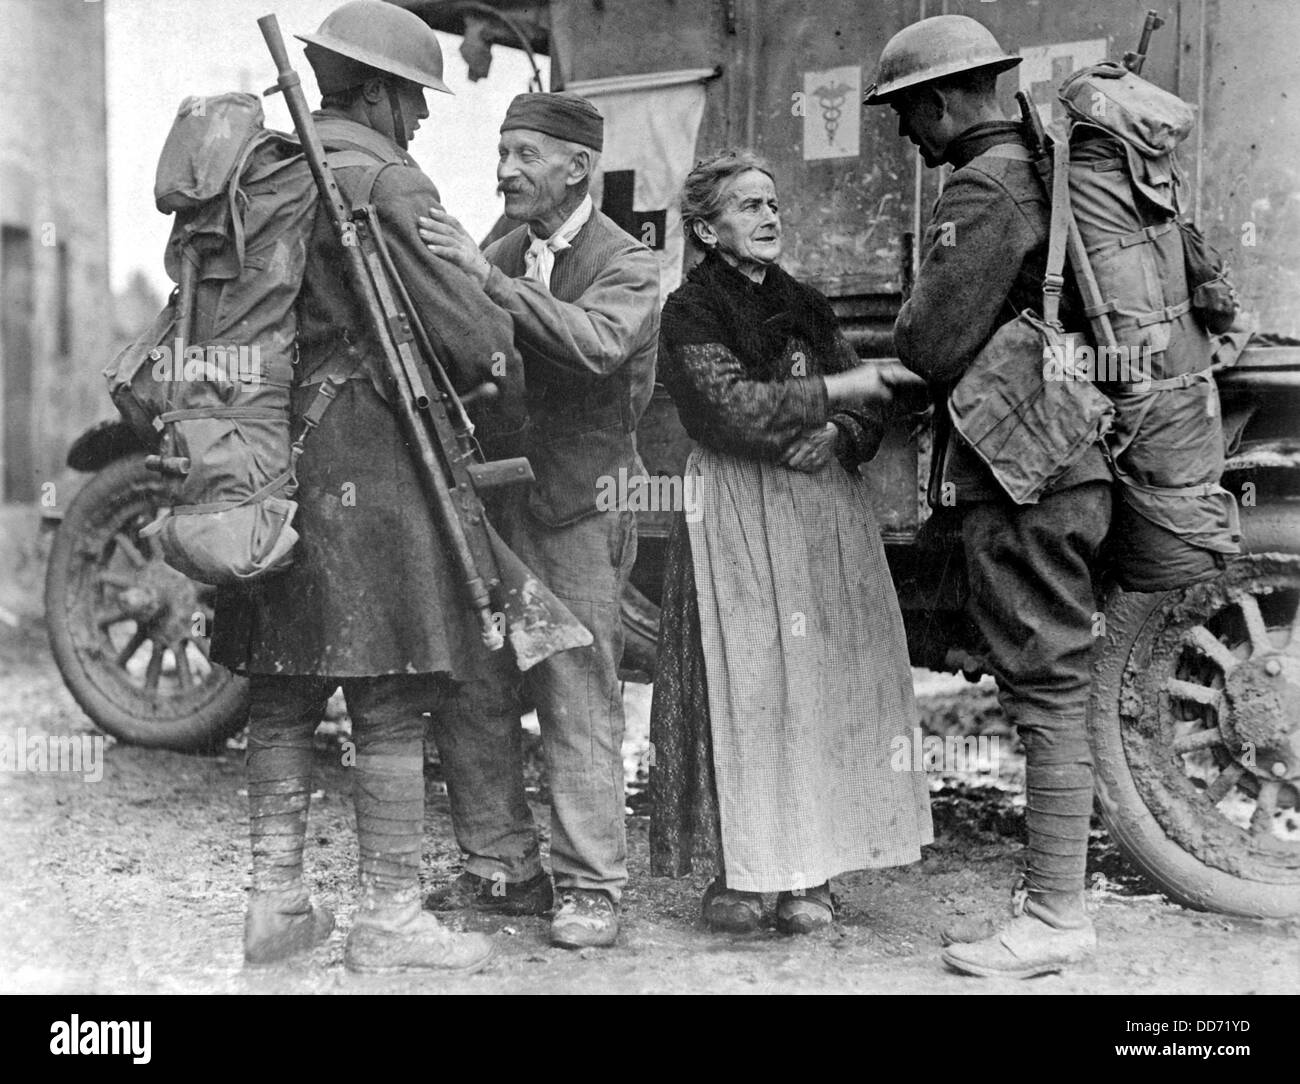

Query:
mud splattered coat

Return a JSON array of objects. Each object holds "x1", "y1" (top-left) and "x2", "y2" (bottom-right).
[{"x1": 212, "y1": 113, "x2": 523, "y2": 680}]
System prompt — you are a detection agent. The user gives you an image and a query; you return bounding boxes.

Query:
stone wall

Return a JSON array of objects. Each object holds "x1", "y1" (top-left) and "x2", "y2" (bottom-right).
[{"x1": 0, "y1": 0, "x2": 112, "y2": 510}]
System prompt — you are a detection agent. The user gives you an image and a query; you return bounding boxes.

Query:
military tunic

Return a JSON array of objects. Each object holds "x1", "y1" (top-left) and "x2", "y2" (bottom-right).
[{"x1": 211, "y1": 113, "x2": 524, "y2": 680}]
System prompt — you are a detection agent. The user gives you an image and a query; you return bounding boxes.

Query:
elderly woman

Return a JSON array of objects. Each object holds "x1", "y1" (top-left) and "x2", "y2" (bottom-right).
[{"x1": 649, "y1": 149, "x2": 932, "y2": 934}]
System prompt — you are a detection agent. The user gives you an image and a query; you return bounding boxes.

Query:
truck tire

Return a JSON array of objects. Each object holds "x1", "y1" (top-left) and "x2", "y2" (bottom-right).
[
  {"x1": 44, "y1": 455, "x2": 249, "y2": 752},
  {"x1": 1089, "y1": 502, "x2": 1300, "y2": 917}
]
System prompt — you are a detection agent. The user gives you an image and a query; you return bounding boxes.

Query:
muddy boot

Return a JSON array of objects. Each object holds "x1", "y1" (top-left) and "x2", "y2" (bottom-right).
[
  {"x1": 345, "y1": 731, "x2": 494, "y2": 975},
  {"x1": 939, "y1": 915, "x2": 1001, "y2": 947},
  {"x1": 346, "y1": 902, "x2": 495, "y2": 975},
  {"x1": 550, "y1": 888, "x2": 619, "y2": 949},
  {"x1": 245, "y1": 888, "x2": 335, "y2": 966},
  {"x1": 941, "y1": 889, "x2": 1095, "y2": 978},
  {"x1": 943, "y1": 726, "x2": 1096, "y2": 974}
]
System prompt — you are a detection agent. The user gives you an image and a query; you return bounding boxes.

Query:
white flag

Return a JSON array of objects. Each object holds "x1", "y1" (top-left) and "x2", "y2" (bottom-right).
[{"x1": 568, "y1": 70, "x2": 711, "y2": 301}]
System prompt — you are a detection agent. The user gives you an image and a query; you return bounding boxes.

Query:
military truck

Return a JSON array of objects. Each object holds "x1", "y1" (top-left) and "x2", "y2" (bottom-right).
[{"x1": 45, "y1": 0, "x2": 1298, "y2": 919}]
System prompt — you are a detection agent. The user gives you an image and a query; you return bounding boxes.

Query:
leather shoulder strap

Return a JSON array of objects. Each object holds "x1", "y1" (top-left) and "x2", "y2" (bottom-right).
[{"x1": 324, "y1": 149, "x2": 394, "y2": 207}]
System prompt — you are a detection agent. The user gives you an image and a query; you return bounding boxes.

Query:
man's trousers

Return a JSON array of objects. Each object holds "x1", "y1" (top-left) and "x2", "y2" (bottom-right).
[
  {"x1": 961, "y1": 481, "x2": 1113, "y2": 895},
  {"x1": 431, "y1": 507, "x2": 637, "y2": 903}
]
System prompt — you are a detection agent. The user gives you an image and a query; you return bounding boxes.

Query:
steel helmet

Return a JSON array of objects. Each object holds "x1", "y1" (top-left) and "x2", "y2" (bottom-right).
[
  {"x1": 864, "y1": 15, "x2": 1021, "y2": 104},
  {"x1": 297, "y1": 0, "x2": 451, "y2": 95}
]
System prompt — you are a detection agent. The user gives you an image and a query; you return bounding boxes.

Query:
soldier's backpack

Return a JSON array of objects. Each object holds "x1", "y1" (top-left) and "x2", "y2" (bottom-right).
[
  {"x1": 1054, "y1": 61, "x2": 1241, "y2": 590},
  {"x1": 103, "y1": 93, "x2": 380, "y2": 585}
]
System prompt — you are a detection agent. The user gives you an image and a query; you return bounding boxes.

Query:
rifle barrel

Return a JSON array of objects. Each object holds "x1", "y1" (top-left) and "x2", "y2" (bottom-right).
[{"x1": 1124, "y1": 9, "x2": 1166, "y2": 74}]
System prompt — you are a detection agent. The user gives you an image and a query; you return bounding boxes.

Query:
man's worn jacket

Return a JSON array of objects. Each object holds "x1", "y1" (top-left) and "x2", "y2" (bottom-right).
[
  {"x1": 894, "y1": 120, "x2": 1109, "y2": 503},
  {"x1": 482, "y1": 209, "x2": 660, "y2": 525}
]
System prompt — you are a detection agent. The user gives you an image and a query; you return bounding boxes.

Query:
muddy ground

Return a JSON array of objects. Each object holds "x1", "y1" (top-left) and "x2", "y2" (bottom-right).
[{"x1": 0, "y1": 617, "x2": 1296, "y2": 997}]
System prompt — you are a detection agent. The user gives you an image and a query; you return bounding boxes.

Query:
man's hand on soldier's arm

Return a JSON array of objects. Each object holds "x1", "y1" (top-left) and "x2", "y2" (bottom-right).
[
  {"x1": 417, "y1": 206, "x2": 491, "y2": 287},
  {"x1": 372, "y1": 174, "x2": 523, "y2": 423}
]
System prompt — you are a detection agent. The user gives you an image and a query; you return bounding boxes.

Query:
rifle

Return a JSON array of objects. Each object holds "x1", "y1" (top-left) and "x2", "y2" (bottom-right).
[
  {"x1": 1123, "y1": 9, "x2": 1166, "y2": 75},
  {"x1": 1015, "y1": 90, "x2": 1119, "y2": 353},
  {"x1": 258, "y1": 12, "x2": 591, "y2": 670}
]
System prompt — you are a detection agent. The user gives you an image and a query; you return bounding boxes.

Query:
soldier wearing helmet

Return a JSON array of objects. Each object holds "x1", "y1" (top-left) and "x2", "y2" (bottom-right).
[
  {"x1": 213, "y1": 0, "x2": 523, "y2": 975},
  {"x1": 866, "y1": 15, "x2": 1111, "y2": 977}
]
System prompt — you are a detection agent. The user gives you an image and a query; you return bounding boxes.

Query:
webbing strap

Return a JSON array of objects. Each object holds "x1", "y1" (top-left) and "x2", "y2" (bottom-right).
[
  {"x1": 166, "y1": 469, "x2": 295, "y2": 516},
  {"x1": 1135, "y1": 298, "x2": 1192, "y2": 326},
  {"x1": 1044, "y1": 137, "x2": 1073, "y2": 328},
  {"x1": 323, "y1": 148, "x2": 397, "y2": 207},
  {"x1": 157, "y1": 406, "x2": 286, "y2": 424},
  {"x1": 1111, "y1": 469, "x2": 1242, "y2": 545},
  {"x1": 1083, "y1": 296, "x2": 1192, "y2": 325},
  {"x1": 280, "y1": 373, "x2": 351, "y2": 501},
  {"x1": 1106, "y1": 366, "x2": 1214, "y2": 396},
  {"x1": 1118, "y1": 221, "x2": 1176, "y2": 248}
]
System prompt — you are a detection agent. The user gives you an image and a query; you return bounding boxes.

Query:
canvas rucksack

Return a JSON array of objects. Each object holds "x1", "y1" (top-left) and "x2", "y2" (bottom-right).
[
  {"x1": 104, "y1": 93, "x2": 383, "y2": 586},
  {"x1": 1054, "y1": 61, "x2": 1241, "y2": 590}
]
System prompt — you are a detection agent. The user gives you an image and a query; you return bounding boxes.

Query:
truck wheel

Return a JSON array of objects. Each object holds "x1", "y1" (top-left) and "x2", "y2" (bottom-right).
[
  {"x1": 44, "y1": 455, "x2": 249, "y2": 752},
  {"x1": 1089, "y1": 505, "x2": 1300, "y2": 918}
]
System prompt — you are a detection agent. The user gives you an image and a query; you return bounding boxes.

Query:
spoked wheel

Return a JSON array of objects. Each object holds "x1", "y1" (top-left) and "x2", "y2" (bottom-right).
[
  {"x1": 45, "y1": 455, "x2": 249, "y2": 752},
  {"x1": 1091, "y1": 539, "x2": 1300, "y2": 918}
]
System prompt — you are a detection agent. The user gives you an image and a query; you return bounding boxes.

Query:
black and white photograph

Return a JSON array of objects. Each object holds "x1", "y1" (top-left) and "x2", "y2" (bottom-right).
[{"x1": 0, "y1": 0, "x2": 1295, "y2": 1034}]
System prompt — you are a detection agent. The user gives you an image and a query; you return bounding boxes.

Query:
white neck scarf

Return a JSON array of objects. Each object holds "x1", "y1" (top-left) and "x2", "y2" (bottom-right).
[{"x1": 524, "y1": 195, "x2": 593, "y2": 289}]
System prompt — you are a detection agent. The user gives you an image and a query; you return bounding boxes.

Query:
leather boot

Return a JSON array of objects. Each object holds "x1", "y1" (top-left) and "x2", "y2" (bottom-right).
[
  {"x1": 345, "y1": 902, "x2": 496, "y2": 975},
  {"x1": 245, "y1": 887, "x2": 335, "y2": 966},
  {"x1": 344, "y1": 743, "x2": 494, "y2": 974},
  {"x1": 941, "y1": 887, "x2": 1095, "y2": 978}
]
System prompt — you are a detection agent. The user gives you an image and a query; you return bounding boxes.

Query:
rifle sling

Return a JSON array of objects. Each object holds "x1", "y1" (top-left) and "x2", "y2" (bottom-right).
[
  {"x1": 282, "y1": 151, "x2": 400, "y2": 494},
  {"x1": 1043, "y1": 135, "x2": 1073, "y2": 328}
]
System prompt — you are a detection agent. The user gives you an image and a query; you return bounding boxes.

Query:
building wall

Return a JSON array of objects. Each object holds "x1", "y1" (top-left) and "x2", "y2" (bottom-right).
[{"x1": 0, "y1": 0, "x2": 112, "y2": 504}]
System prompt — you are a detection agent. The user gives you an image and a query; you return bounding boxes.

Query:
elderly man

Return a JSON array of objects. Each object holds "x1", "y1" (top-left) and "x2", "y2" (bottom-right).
[
  {"x1": 418, "y1": 92, "x2": 659, "y2": 948},
  {"x1": 212, "y1": 0, "x2": 523, "y2": 974},
  {"x1": 865, "y1": 15, "x2": 1110, "y2": 977}
]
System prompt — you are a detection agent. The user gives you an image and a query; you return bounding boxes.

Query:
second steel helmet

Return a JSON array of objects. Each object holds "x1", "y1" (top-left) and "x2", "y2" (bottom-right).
[
  {"x1": 864, "y1": 15, "x2": 1021, "y2": 104},
  {"x1": 296, "y1": 0, "x2": 451, "y2": 95}
]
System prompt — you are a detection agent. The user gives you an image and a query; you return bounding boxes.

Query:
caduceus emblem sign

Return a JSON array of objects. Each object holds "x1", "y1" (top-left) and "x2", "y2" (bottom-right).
[
  {"x1": 802, "y1": 65, "x2": 861, "y2": 160},
  {"x1": 813, "y1": 79, "x2": 854, "y2": 146}
]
